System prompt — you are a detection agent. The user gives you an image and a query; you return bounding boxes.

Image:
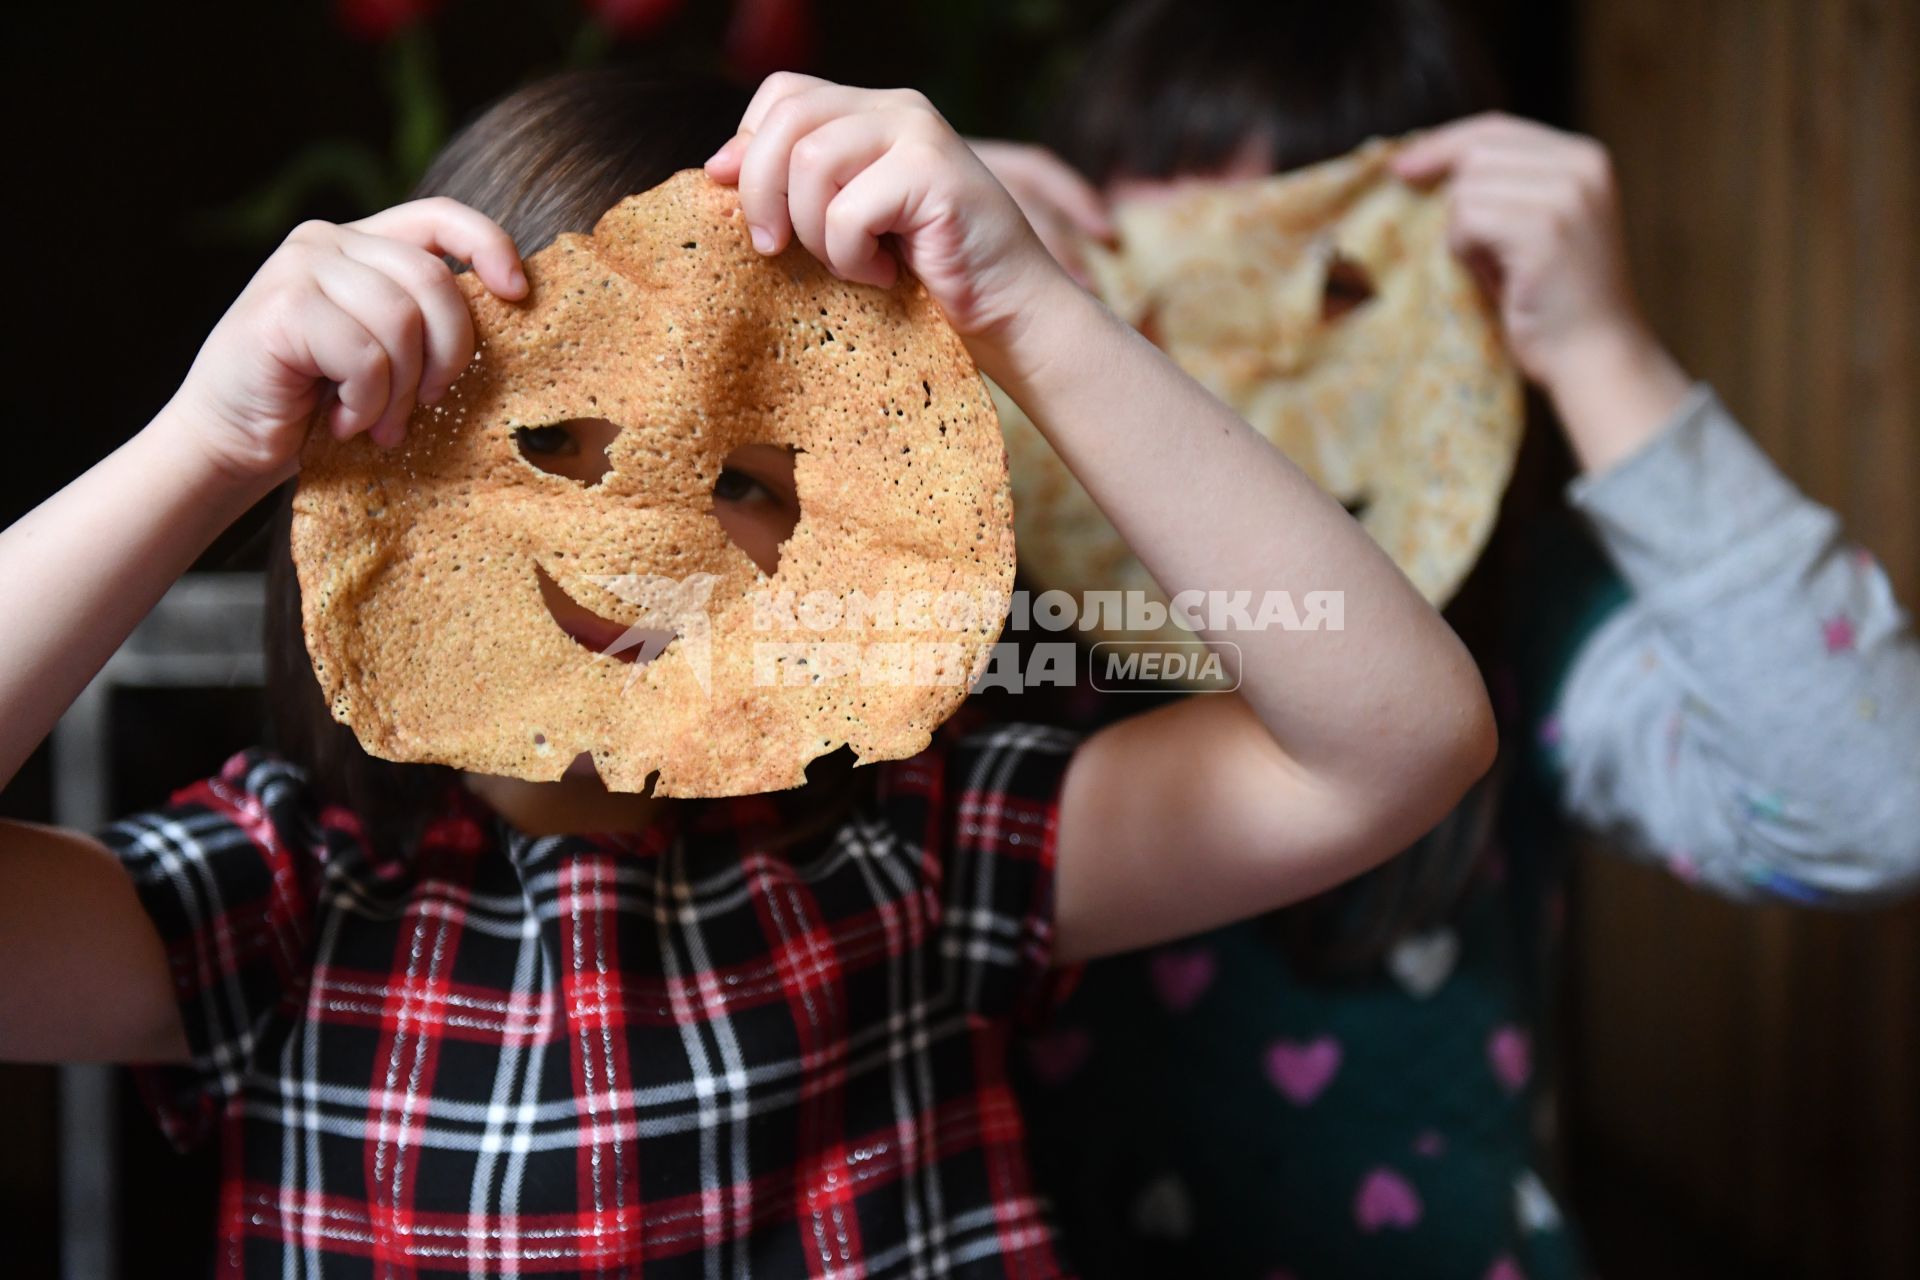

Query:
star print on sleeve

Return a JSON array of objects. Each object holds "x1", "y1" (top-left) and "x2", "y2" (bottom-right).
[{"x1": 1822, "y1": 613, "x2": 1857, "y2": 654}]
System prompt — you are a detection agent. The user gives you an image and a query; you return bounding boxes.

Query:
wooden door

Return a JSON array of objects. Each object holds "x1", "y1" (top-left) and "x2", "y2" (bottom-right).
[{"x1": 1569, "y1": 2, "x2": 1920, "y2": 1276}]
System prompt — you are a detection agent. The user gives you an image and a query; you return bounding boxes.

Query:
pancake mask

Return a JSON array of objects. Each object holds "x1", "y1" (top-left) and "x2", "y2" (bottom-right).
[
  {"x1": 997, "y1": 138, "x2": 1522, "y2": 655},
  {"x1": 293, "y1": 171, "x2": 1015, "y2": 798}
]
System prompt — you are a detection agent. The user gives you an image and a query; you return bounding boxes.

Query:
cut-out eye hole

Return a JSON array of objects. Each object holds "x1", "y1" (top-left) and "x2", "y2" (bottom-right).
[
  {"x1": 711, "y1": 443, "x2": 800, "y2": 575},
  {"x1": 1322, "y1": 253, "x2": 1377, "y2": 321},
  {"x1": 1341, "y1": 493, "x2": 1373, "y2": 521},
  {"x1": 515, "y1": 417, "x2": 620, "y2": 485}
]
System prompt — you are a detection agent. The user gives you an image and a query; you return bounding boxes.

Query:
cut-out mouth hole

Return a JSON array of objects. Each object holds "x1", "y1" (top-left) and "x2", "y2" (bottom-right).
[
  {"x1": 711, "y1": 443, "x2": 801, "y2": 576},
  {"x1": 1321, "y1": 253, "x2": 1377, "y2": 321},
  {"x1": 515, "y1": 417, "x2": 622, "y2": 486},
  {"x1": 536, "y1": 565, "x2": 675, "y2": 665}
]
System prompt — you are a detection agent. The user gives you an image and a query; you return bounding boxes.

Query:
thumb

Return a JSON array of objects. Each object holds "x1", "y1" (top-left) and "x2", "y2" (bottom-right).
[
  {"x1": 1392, "y1": 132, "x2": 1459, "y2": 186},
  {"x1": 1393, "y1": 115, "x2": 1508, "y2": 186}
]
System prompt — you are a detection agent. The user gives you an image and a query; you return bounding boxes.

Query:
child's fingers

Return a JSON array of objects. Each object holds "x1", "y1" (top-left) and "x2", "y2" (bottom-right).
[
  {"x1": 335, "y1": 229, "x2": 476, "y2": 403},
  {"x1": 288, "y1": 293, "x2": 393, "y2": 441},
  {"x1": 703, "y1": 71, "x2": 830, "y2": 187},
  {"x1": 1442, "y1": 148, "x2": 1615, "y2": 258},
  {"x1": 1445, "y1": 193, "x2": 1543, "y2": 288},
  {"x1": 704, "y1": 133, "x2": 748, "y2": 183},
  {"x1": 1433, "y1": 138, "x2": 1605, "y2": 191},
  {"x1": 1450, "y1": 189, "x2": 1534, "y2": 240},
  {"x1": 736, "y1": 84, "x2": 887, "y2": 254},
  {"x1": 785, "y1": 112, "x2": 908, "y2": 270},
  {"x1": 1450, "y1": 173, "x2": 1564, "y2": 212},
  {"x1": 1393, "y1": 112, "x2": 1545, "y2": 184},
  {"x1": 1390, "y1": 126, "x2": 1469, "y2": 184},
  {"x1": 1446, "y1": 185, "x2": 1554, "y2": 289},
  {"x1": 311, "y1": 255, "x2": 426, "y2": 447},
  {"x1": 348, "y1": 197, "x2": 527, "y2": 300},
  {"x1": 822, "y1": 155, "x2": 920, "y2": 290},
  {"x1": 737, "y1": 84, "x2": 937, "y2": 255},
  {"x1": 736, "y1": 69, "x2": 834, "y2": 136}
]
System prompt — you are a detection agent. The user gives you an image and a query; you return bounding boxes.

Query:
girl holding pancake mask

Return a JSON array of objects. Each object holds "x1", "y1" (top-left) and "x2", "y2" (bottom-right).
[
  {"x1": 0, "y1": 67, "x2": 1496, "y2": 1277},
  {"x1": 974, "y1": 2, "x2": 1920, "y2": 1278}
]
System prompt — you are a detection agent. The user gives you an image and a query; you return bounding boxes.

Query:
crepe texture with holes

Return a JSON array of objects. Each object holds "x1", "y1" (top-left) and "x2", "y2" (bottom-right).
[
  {"x1": 292, "y1": 170, "x2": 1014, "y2": 797},
  {"x1": 996, "y1": 137, "x2": 1521, "y2": 653}
]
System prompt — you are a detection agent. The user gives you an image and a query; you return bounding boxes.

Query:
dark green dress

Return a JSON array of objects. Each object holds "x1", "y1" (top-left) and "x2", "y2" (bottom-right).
[{"x1": 1012, "y1": 521, "x2": 1620, "y2": 1280}]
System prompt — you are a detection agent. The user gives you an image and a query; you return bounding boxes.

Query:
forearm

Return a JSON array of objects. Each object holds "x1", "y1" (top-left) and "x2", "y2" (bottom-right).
[
  {"x1": 0, "y1": 404, "x2": 275, "y2": 787},
  {"x1": 1554, "y1": 387, "x2": 1920, "y2": 899},
  {"x1": 1540, "y1": 320, "x2": 1693, "y2": 475},
  {"x1": 974, "y1": 278, "x2": 1492, "y2": 798}
]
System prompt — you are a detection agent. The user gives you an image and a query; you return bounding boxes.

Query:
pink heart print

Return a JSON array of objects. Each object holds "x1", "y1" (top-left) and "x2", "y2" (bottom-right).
[
  {"x1": 1353, "y1": 1166, "x2": 1424, "y2": 1232},
  {"x1": 1487, "y1": 1025, "x2": 1533, "y2": 1093},
  {"x1": 1149, "y1": 946, "x2": 1217, "y2": 1012},
  {"x1": 1264, "y1": 1036, "x2": 1342, "y2": 1105},
  {"x1": 1024, "y1": 1027, "x2": 1092, "y2": 1086}
]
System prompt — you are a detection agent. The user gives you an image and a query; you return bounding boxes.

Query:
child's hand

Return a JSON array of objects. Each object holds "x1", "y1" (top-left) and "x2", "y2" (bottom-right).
[
  {"x1": 167, "y1": 199, "x2": 526, "y2": 484},
  {"x1": 1394, "y1": 113, "x2": 1690, "y2": 471},
  {"x1": 704, "y1": 74, "x2": 1065, "y2": 350},
  {"x1": 967, "y1": 140, "x2": 1114, "y2": 287},
  {"x1": 1393, "y1": 113, "x2": 1652, "y2": 389}
]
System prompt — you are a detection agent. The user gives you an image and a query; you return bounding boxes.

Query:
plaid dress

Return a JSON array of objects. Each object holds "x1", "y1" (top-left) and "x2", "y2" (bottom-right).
[{"x1": 102, "y1": 721, "x2": 1081, "y2": 1278}]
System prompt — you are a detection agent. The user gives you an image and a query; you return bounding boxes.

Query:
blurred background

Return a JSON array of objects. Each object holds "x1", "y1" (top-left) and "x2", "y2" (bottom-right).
[{"x1": 2, "y1": 1, "x2": 1914, "y2": 1277}]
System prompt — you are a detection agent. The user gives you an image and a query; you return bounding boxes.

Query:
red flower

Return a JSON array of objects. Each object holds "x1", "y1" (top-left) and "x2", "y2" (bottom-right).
[
  {"x1": 336, "y1": 0, "x2": 442, "y2": 43},
  {"x1": 725, "y1": 0, "x2": 815, "y2": 80},
  {"x1": 584, "y1": 0, "x2": 686, "y2": 40}
]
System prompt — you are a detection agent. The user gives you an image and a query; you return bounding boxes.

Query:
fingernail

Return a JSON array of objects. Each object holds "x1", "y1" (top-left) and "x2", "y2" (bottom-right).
[
  {"x1": 750, "y1": 225, "x2": 775, "y2": 254},
  {"x1": 509, "y1": 268, "x2": 527, "y2": 293}
]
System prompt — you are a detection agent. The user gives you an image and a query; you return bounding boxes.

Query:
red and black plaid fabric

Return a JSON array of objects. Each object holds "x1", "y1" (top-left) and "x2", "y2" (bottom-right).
[{"x1": 101, "y1": 721, "x2": 1081, "y2": 1278}]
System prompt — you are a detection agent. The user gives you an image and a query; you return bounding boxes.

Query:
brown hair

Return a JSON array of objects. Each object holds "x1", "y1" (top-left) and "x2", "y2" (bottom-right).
[
  {"x1": 1047, "y1": 0, "x2": 1498, "y2": 185},
  {"x1": 264, "y1": 69, "x2": 838, "y2": 859}
]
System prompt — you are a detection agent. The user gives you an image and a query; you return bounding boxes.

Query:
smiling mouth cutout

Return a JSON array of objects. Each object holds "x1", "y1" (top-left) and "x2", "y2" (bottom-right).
[{"x1": 535, "y1": 565, "x2": 676, "y2": 666}]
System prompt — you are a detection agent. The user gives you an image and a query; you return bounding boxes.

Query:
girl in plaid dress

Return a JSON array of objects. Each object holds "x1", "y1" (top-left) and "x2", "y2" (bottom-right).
[{"x1": 0, "y1": 69, "x2": 1495, "y2": 1277}]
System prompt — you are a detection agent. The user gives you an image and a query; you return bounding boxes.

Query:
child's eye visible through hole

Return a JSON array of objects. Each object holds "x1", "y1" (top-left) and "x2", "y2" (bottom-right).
[
  {"x1": 713, "y1": 467, "x2": 768, "y2": 502},
  {"x1": 513, "y1": 418, "x2": 619, "y2": 485},
  {"x1": 711, "y1": 444, "x2": 800, "y2": 574},
  {"x1": 514, "y1": 425, "x2": 579, "y2": 457}
]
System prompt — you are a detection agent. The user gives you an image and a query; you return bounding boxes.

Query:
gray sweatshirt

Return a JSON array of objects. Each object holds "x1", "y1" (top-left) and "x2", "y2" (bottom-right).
[{"x1": 1551, "y1": 384, "x2": 1920, "y2": 904}]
